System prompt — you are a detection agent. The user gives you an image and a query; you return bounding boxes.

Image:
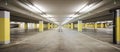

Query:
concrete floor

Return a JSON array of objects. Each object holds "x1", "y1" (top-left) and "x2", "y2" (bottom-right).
[
  {"x1": 81, "y1": 28, "x2": 120, "y2": 48},
  {"x1": 0, "y1": 28, "x2": 120, "y2": 52}
]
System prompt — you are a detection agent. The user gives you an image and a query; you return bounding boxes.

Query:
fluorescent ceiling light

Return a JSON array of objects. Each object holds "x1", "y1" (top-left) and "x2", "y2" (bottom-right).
[
  {"x1": 41, "y1": 15, "x2": 48, "y2": 18},
  {"x1": 79, "y1": 4, "x2": 94, "y2": 13},
  {"x1": 62, "y1": 3, "x2": 101, "y2": 25},
  {"x1": 10, "y1": 21, "x2": 15, "y2": 23},
  {"x1": 18, "y1": 1, "x2": 57, "y2": 24},
  {"x1": 72, "y1": 15, "x2": 79, "y2": 18},
  {"x1": 18, "y1": 2, "x2": 36, "y2": 12},
  {"x1": 107, "y1": 21, "x2": 112, "y2": 22},
  {"x1": 34, "y1": 4, "x2": 46, "y2": 12},
  {"x1": 27, "y1": 4, "x2": 42, "y2": 13},
  {"x1": 47, "y1": 15, "x2": 53, "y2": 17},
  {"x1": 76, "y1": 3, "x2": 87, "y2": 12}
]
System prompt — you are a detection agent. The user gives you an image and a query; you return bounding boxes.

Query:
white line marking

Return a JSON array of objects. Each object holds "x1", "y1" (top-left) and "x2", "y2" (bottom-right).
[{"x1": 80, "y1": 33, "x2": 120, "y2": 51}]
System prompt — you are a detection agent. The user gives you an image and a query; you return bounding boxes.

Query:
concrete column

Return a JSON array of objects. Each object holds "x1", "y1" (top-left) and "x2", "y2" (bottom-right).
[
  {"x1": 115, "y1": 9, "x2": 120, "y2": 44},
  {"x1": 18, "y1": 23, "x2": 21, "y2": 28},
  {"x1": 94, "y1": 23, "x2": 98, "y2": 29},
  {"x1": 0, "y1": 11, "x2": 10, "y2": 44},
  {"x1": 70, "y1": 23, "x2": 73, "y2": 29},
  {"x1": 52, "y1": 24, "x2": 54, "y2": 28},
  {"x1": 24, "y1": 23, "x2": 28, "y2": 30},
  {"x1": 68, "y1": 24, "x2": 70, "y2": 28},
  {"x1": 67, "y1": 24, "x2": 69, "y2": 28},
  {"x1": 113, "y1": 9, "x2": 120, "y2": 44},
  {"x1": 48, "y1": 23, "x2": 51, "y2": 29},
  {"x1": 104, "y1": 23, "x2": 107, "y2": 28},
  {"x1": 54, "y1": 24, "x2": 57, "y2": 28},
  {"x1": 51, "y1": 23, "x2": 53, "y2": 29},
  {"x1": 34, "y1": 23, "x2": 37, "y2": 29},
  {"x1": 84, "y1": 23, "x2": 88, "y2": 28},
  {"x1": 78, "y1": 21, "x2": 82, "y2": 32},
  {"x1": 39, "y1": 21, "x2": 44, "y2": 32},
  {"x1": 100, "y1": 23, "x2": 104, "y2": 28}
]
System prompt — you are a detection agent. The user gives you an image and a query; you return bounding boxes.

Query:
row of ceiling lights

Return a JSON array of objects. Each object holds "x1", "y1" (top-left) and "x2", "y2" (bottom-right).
[
  {"x1": 62, "y1": 3, "x2": 95, "y2": 25},
  {"x1": 62, "y1": 0, "x2": 103, "y2": 25},
  {"x1": 28, "y1": 4, "x2": 57, "y2": 23},
  {"x1": 17, "y1": 0, "x2": 58, "y2": 24}
]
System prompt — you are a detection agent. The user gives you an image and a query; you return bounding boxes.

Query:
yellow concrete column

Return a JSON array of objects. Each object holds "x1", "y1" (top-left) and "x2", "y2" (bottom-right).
[
  {"x1": 105, "y1": 23, "x2": 107, "y2": 28},
  {"x1": 78, "y1": 21, "x2": 82, "y2": 32},
  {"x1": 0, "y1": 11, "x2": 10, "y2": 44},
  {"x1": 84, "y1": 23, "x2": 88, "y2": 28},
  {"x1": 18, "y1": 23, "x2": 21, "y2": 28},
  {"x1": 94, "y1": 23, "x2": 97, "y2": 29},
  {"x1": 55, "y1": 25, "x2": 57, "y2": 28},
  {"x1": 48, "y1": 23, "x2": 51, "y2": 29},
  {"x1": 51, "y1": 23, "x2": 53, "y2": 29},
  {"x1": 100, "y1": 23, "x2": 104, "y2": 28},
  {"x1": 71, "y1": 23, "x2": 73, "y2": 29},
  {"x1": 69, "y1": 24, "x2": 71, "y2": 28},
  {"x1": 116, "y1": 9, "x2": 120, "y2": 44},
  {"x1": 67, "y1": 24, "x2": 68, "y2": 28},
  {"x1": 54, "y1": 24, "x2": 56, "y2": 28},
  {"x1": 50, "y1": 23, "x2": 52, "y2": 29},
  {"x1": 53, "y1": 24, "x2": 55, "y2": 28},
  {"x1": 24, "y1": 23, "x2": 28, "y2": 30},
  {"x1": 39, "y1": 21, "x2": 44, "y2": 32}
]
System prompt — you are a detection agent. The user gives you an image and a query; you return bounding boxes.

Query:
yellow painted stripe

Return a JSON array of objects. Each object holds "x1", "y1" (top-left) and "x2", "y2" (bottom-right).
[
  {"x1": 24, "y1": 23, "x2": 28, "y2": 29},
  {"x1": 39, "y1": 22, "x2": 44, "y2": 32},
  {"x1": 18, "y1": 24, "x2": 21, "y2": 28},
  {"x1": 0, "y1": 18, "x2": 10, "y2": 41},
  {"x1": 48, "y1": 23, "x2": 51, "y2": 29},
  {"x1": 105, "y1": 23, "x2": 107, "y2": 28},
  {"x1": 94, "y1": 23, "x2": 97, "y2": 29},
  {"x1": 71, "y1": 23, "x2": 73, "y2": 29},
  {"x1": 101, "y1": 23, "x2": 104, "y2": 28},
  {"x1": 78, "y1": 23, "x2": 82, "y2": 32},
  {"x1": 116, "y1": 17, "x2": 120, "y2": 42}
]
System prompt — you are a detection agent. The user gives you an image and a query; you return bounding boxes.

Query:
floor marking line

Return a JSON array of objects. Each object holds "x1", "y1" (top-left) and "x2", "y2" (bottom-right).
[{"x1": 80, "y1": 33, "x2": 120, "y2": 51}]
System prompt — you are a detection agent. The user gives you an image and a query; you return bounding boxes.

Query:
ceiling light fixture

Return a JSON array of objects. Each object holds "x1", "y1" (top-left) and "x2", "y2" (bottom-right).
[
  {"x1": 79, "y1": 4, "x2": 94, "y2": 13},
  {"x1": 62, "y1": 1, "x2": 102, "y2": 25},
  {"x1": 18, "y1": 0, "x2": 58, "y2": 24},
  {"x1": 27, "y1": 4, "x2": 42, "y2": 13}
]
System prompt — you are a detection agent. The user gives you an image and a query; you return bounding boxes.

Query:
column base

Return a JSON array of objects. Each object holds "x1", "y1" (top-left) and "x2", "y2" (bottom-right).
[
  {"x1": 117, "y1": 41, "x2": 120, "y2": 44},
  {"x1": 0, "y1": 40, "x2": 10, "y2": 44}
]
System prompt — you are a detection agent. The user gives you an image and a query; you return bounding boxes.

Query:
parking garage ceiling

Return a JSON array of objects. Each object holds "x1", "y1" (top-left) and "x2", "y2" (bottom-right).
[{"x1": 0, "y1": 0, "x2": 120, "y2": 24}]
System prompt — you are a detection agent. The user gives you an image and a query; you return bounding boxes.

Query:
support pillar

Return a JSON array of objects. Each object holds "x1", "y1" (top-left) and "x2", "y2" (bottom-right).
[
  {"x1": 84, "y1": 23, "x2": 88, "y2": 28},
  {"x1": 71, "y1": 23, "x2": 73, "y2": 29},
  {"x1": 113, "y1": 9, "x2": 120, "y2": 44},
  {"x1": 78, "y1": 21, "x2": 82, "y2": 32},
  {"x1": 0, "y1": 11, "x2": 10, "y2": 44},
  {"x1": 51, "y1": 23, "x2": 53, "y2": 29},
  {"x1": 53, "y1": 24, "x2": 56, "y2": 28},
  {"x1": 69, "y1": 24, "x2": 71, "y2": 28},
  {"x1": 18, "y1": 23, "x2": 21, "y2": 28},
  {"x1": 67, "y1": 24, "x2": 69, "y2": 28},
  {"x1": 24, "y1": 23, "x2": 28, "y2": 30},
  {"x1": 24, "y1": 23, "x2": 28, "y2": 32},
  {"x1": 94, "y1": 23, "x2": 98, "y2": 29},
  {"x1": 39, "y1": 21, "x2": 44, "y2": 32},
  {"x1": 100, "y1": 23, "x2": 104, "y2": 28},
  {"x1": 48, "y1": 23, "x2": 51, "y2": 29},
  {"x1": 104, "y1": 23, "x2": 107, "y2": 28}
]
